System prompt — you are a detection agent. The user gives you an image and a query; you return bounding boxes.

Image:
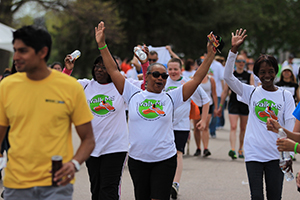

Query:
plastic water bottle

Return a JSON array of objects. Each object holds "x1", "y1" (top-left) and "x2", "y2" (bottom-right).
[
  {"x1": 278, "y1": 128, "x2": 294, "y2": 181},
  {"x1": 69, "y1": 50, "x2": 81, "y2": 61},
  {"x1": 133, "y1": 47, "x2": 147, "y2": 62}
]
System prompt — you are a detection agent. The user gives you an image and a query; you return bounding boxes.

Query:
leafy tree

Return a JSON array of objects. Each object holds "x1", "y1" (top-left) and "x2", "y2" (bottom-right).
[
  {"x1": 0, "y1": 0, "x2": 70, "y2": 73},
  {"x1": 48, "y1": 0, "x2": 124, "y2": 78}
]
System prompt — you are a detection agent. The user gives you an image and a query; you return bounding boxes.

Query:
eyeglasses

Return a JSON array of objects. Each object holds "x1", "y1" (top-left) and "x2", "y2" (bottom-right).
[
  {"x1": 247, "y1": 62, "x2": 254, "y2": 65},
  {"x1": 148, "y1": 59, "x2": 157, "y2": 62},
  {"x1": 236, "y1": 60, "x2": 246, "y2": 63},
  {"x1": 94, "y1": 64, "x2": 106, "y2": 70},
  {"x1": 147, "y1": 71, "x2": 169, "y2": 80}
]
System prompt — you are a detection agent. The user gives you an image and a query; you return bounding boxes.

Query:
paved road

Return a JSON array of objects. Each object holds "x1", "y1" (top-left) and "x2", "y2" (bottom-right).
[{"x1": 1, "y1": 111, "x2": 300, "y2": 199}]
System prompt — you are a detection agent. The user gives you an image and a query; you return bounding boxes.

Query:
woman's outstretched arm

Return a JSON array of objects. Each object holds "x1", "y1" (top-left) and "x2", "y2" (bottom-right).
[{"x1": 95, "y1": 21, "x2": 125, "y2": 95}]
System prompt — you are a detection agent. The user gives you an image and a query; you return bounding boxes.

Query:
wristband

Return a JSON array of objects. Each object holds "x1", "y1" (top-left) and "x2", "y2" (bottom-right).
[
  {"x1": 295, "y1": 142, "x2": 299, "y2": 154},
  {"x1": 219, "y1": 103, "x2": 223, "y2": 108},
  {"x1": 98, "y1": 44, "x2": 107, "y2": 50}
]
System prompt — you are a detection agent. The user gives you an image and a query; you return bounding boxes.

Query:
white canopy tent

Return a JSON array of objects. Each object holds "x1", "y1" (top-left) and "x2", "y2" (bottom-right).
[{"x1": 0, "y1": 23, "x2": 15, "y2": 52}]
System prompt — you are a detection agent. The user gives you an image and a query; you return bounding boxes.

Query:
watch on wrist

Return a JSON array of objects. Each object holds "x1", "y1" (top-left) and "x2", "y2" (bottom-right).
[{"x1": 71, "y1": 159, "x2": 80, "y2": 172}]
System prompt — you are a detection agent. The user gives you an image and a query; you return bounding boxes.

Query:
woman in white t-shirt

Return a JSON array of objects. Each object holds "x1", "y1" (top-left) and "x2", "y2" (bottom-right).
[
  {"x1": 95, "y1": 21, "x2": 216, "y2": 200},
  {"x1": 63, "y1": 53, "x2": 143, "y2": 200},
  {"x1": 165, "y1": 58, "x2": 210, "y2": 199},
  {"x1": 224, "y1": 29, "x2": 295, "y2": 200}
]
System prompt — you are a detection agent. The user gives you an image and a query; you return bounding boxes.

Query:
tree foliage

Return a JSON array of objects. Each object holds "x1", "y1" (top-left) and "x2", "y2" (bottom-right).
[{"x1": 2, "y1": 0, "x2": 300, "y2": 76}]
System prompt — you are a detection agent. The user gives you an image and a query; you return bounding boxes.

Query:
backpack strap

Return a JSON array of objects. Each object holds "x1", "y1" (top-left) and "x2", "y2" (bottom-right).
[
  {"x1": 282, "y1": 89, "x2": 286, "y2": 124},
  {"x1": 84, "y1": 83, "x2": 89, "y2": 90},
  {"x1": 249, "y1": 88, "x2": 256, "y2": 102},
  {"x1": 166, "y1": 93, "x2": 174, "y2": 122}
]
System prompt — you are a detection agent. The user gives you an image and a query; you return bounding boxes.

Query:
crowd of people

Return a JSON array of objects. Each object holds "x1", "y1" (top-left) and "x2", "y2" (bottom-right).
[{"x1": 2, "y1": 21, "x2": 300, "y2": 200}]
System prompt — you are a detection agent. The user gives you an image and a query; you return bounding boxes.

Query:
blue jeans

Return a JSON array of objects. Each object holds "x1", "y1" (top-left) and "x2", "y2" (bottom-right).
[{"x1": 246, "y1": 160, "x2": 284, "y2": 200}]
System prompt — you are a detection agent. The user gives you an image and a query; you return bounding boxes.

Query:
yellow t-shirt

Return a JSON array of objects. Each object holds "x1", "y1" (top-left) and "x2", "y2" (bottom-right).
[{"x1": 0, "y1": 69, "x2": 93, "y2": 189}]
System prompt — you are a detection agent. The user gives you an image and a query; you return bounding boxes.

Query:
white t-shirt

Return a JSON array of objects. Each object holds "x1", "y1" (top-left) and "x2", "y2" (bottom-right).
[
  {"x1": 200, "y1": 75, "x2": 213, "y2": 105},
  {"x1": 78, "y1": 79, "x2": 128, "y2": 157},
  {"x1": 148, "y1": 45, "x2": 172, "y2": 65},
  {"x1": 209, "y1": 60, "x2": 224, "y2": 97},
  {"x1": 165, "y1": 76, "x2": 210, "y2": 130},
  {"x1": 224, "y1": 51, "x2": 295, "y2": 162},
  {"x1": 122, "y1": 79, "x2": 183, "y2": 162},
  {"x1": 182, "y1": 70, "x2": 196, "y2": 79},
  {"x1": 126, "y1": 66, "x2": 138, "y2": 80},
  {"x1": 240, "y1": 86, "x2": 295, "y2": 162}
]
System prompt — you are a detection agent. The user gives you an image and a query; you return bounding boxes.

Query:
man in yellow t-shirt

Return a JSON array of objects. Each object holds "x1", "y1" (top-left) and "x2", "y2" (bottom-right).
[{"x1": 0, "y1": 25, "x2": 95, "y2": 200}]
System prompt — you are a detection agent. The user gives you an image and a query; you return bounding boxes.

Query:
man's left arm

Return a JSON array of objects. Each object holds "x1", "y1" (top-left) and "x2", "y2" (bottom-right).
[{"x1": 54, "y1": 121, "x2": 95, "y2": 186}]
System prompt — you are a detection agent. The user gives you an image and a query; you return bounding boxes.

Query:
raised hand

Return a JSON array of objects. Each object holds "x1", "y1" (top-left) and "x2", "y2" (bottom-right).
[
  {"x1": 134, "y1": 44, "x2": 149, "y2": 64},
  {"x1": 231, "y1": 28, "x2": 247, "y2": 53},
  {"x1": 64, "y1": 55, "x2": 75, "y2": 70},
  {"x1": 207, "y1": 41, "x2": 217, "y2": 55},
  {"x1": 95, "y1": 21, "x2": 106, "y2": 47}
]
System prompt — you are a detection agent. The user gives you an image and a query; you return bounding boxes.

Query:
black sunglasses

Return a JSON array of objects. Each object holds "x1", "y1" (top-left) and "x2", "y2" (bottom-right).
[
  {"x1": 147, "y1": 71, "x2": 169, "y2": 80},
  {"x1": 148, "y1": 59, "x2": 157, "y2": 62}
]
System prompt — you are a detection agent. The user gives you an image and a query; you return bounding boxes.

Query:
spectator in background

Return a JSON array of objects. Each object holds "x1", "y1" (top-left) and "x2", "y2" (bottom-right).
[
  {"x1": 247, "y1": 58, "x2": 261, "y2": 87},
  {"x1": 113, "y1": 55, "x2": 125, "y2": 76},
  {"x1": 148, "y1": 51, "x2": 159, "y2": 65},
  {"x1": 182, "y1": 58, "x2": 196, "y2": 78},
  {"x1": 215, "y1": 55, "x2": 226, "y2": 66},
  {"x1": 218, "y1": 54, "x2": 254, "y2": 159},
  {"x1": 214, "y1": 55, "x2": 227, "y2": 131},
  {"x1": 165, "y1": 58, "x2": 210, "y2": 199},
  {"x1": 120, "y1": 57, "x2": 131, "y2": 74},
  {"x1": 208, "y1": 55, "x2": 224, "y2": 137},
  {"x1": 276, "y1": 65, "x2": 300, "y2": 104},
  {"x1": 240, "y1": 49, "x2": 249, "y2": 66},
  {"x1": 50, "y1": 61, "x2": 63, "y2": 72},
  {"x1": 282, "y1": 53, "x2": 299, "y2": 82}
]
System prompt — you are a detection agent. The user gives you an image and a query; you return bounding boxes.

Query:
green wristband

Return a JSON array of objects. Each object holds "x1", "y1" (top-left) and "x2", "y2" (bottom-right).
[
  {"x1": 219, "y1": 103, "x2": 223, "y2": 108},
  {"x1": 98, "y1": 44, "x2": 107, "y2": 50},
  {"x1": 294, "y1": 142, "x2": 299, "y2": 154}
]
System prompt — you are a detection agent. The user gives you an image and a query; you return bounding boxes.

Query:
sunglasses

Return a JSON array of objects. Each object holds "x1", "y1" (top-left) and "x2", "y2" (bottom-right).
[
  {"x1": 247, "y1": 62, "x2": 254, "y2": 65},
  {"x1": 148, "y1": 59, "x2": 157, "y2": 62},
  {"x1": 236, "y1": 60, "x2": 246, "y2": 63},
  {"x1": 147, "y1": 71, "x2": 169, "y2": 80}
]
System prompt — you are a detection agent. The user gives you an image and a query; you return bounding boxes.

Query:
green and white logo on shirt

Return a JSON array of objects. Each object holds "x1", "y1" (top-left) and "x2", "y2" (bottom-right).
[
  {"x1": 255, "y1": 98, "x2": 279, "y2": 122},
  {"x1": 166, "y1": 86, "x2": 177, "y2": 92},
  {"x1": 138, "y1": 99, "x2": 166, "y2": 121},
  {"x1": 89, "y1": 94, "x2": 115, "y2": 117}
]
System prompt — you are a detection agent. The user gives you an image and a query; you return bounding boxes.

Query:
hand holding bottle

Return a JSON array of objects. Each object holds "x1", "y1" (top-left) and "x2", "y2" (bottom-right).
[{"x1": 134, "y1": 44, "x2": 149, "y2": 64}]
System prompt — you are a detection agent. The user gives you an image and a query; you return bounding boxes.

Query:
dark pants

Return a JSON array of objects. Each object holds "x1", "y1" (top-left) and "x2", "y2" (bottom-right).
[
  {"x1": 246, "y1": 160, "x2": 284, "y2": 200},
  {"x1": 128, "y1": 155, "x2": 177, "y2": 200},
  {"x1": 85, "y1": 152, "x2": 127, "y2": 200}
]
